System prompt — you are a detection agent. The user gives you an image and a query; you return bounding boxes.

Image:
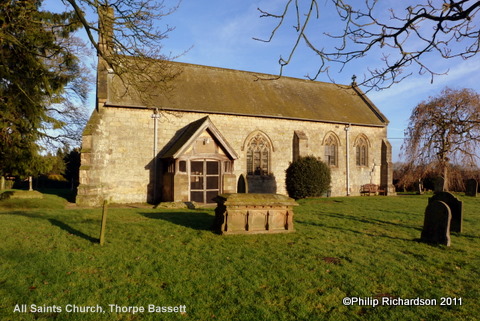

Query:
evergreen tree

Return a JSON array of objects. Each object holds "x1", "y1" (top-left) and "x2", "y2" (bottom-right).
[
  {"x1": 0, "y1": 0, "x2": 88, "y2": 176},
  {"x1": 1, "y1": 0, "x2": 178, "y2": 179}
]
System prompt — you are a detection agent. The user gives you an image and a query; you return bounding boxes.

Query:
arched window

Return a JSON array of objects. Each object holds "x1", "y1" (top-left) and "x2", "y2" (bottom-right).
[
  {"x1": 355, "y1": 136, "x2": 369, "y2": 166},
  {"x1": 324, "y1": 134, "x2": 338, "y2": 166},
  {"x1": 246, "y1": 133, "x2": 271, "y2": 175}
]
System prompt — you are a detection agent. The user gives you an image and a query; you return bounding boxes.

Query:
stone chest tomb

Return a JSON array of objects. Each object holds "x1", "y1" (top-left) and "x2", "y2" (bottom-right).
[{"x1": 213, "y1": 193, "x2": 298, "y2": 235}]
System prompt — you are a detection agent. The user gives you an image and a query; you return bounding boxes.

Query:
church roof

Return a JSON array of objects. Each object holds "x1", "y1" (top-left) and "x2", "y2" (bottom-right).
[{"x1": 105, "y1": 61, "x2": 388, "y2": 127}]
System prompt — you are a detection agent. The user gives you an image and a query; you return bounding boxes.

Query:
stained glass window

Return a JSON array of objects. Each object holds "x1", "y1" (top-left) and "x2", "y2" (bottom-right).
[{"x1": 246, "y1": 133, "x2": 270, "y2": 175}]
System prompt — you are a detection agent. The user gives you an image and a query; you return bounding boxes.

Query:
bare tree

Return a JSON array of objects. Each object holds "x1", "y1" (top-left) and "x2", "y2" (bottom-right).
[
  {"x1": 402, "y1": 87, "x2": 480, "y2": 191},
  {"x1": 65, "y1": 0, "x2": 183, "y2": 105},
  {"x1": 65, "y1": 0, "x2": 179, "y2": 61},
  {"x1": 255, "y1": 1, "x2": 480, "y2": 90},
  {"x1": 40, "y1": 34, "x2": 92, "y2": 150}
]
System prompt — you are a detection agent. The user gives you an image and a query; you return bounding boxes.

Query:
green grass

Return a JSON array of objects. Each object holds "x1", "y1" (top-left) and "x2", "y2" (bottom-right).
[{"x1": 1, "y1": 192, "x2": 479, "y2": 320}]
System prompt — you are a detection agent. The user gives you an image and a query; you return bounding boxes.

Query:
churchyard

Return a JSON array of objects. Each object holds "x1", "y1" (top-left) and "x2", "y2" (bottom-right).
[{"x1": 0, "y1": 191, "x2": 479, "y2": 320}]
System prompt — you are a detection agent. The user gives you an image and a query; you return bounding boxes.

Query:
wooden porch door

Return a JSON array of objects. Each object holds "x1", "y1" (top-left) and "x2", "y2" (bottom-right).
[{"x1": 190, "y1": 160, "x2": 220, "y2": 203}]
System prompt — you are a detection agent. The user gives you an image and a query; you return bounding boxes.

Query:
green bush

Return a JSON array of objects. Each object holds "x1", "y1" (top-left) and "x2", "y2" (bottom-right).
[{"x1": 285, "y1": 156, "x2": 331, "y2": 199}]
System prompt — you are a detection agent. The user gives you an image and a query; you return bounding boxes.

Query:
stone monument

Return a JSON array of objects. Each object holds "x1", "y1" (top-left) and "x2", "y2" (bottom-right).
[
  {"x1": 429, "y1": 192, "x2": 463, "y2": 233},
  {"x1": 465, "y1": 179, "x2": 478, "y2": 197},
  {"x1": 421, "y1": 200, "x2": 451, "y2": 246},
  {"x1": 213, "y1": 193, "x2": 298, "y2": 235}
]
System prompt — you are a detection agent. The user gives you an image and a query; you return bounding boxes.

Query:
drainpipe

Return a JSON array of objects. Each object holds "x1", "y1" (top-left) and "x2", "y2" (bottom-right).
[
  {"x1": 151, "y1": 108, "x2": 161, "y2": 202},
  {"x1": 344, "y1": 124, "x2": 351, "y2": 196}
]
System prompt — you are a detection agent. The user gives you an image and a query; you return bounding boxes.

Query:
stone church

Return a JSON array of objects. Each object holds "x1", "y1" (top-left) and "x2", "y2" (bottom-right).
[{"x1": 77, "y1": 49, "x2": 396, "y2": 206}]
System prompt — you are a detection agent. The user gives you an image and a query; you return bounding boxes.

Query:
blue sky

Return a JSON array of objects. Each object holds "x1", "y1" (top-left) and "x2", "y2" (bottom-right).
[
  {"x1": 45, "y1": 0, "x2": 480, "y2": 162},
  {"x1": 159, "y1": 0, "x2": 480, "y2": 162}
]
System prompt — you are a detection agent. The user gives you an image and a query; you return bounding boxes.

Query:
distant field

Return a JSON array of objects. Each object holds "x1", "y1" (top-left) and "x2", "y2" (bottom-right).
[{"x1": 1, "y1": 191, "x2": 479, "y2": 320}]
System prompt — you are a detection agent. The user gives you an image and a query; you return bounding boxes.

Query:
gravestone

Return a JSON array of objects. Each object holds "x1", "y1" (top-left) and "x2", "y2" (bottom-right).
[
  {"x1": 465, "y1": 179, "x2": 478, "y2": 197},
  {"x1": 421, "y1": 200, "x2": 451, "y2": 246},
  {"x1": 429, "y1": 192, "x2": 463, "y2": 233},
  {"x1": 434, "y1": 177, "x2": 444, "y2": 193}
]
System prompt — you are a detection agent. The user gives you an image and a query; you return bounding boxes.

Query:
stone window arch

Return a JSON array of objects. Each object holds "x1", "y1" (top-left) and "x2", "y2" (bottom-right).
[
  {"x1": 355, "y1": 134, "x2": 370, "y2": 166},
  {"x1": 245, "y1": 132, "x2": 272, "y2": 175},
  {"x1": 323, "y1": 132, "x2": 340, "y2": 166}
]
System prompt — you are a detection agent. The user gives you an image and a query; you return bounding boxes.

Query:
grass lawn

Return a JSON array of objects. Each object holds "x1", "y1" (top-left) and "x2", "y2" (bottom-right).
[{"x1": 0, "y1": 191, "x2": 479, "y2": 320}]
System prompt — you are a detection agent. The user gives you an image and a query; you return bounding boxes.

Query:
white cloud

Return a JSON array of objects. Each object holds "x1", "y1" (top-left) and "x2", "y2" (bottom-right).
[{"x1": 368, "y1": 56, "x2": 480, "y2": 105}]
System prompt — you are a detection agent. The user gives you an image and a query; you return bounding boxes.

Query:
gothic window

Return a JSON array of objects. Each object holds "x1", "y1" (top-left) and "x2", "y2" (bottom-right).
[
  {"x1": 324, "y1": 134, "x2": 338, "y2": 166},
  {"x1": 355, "y1": 136, "x2": 368, "y2": 166},
  {"x1": 246, "y1": 133, "x2": 271, "y2": 175}
]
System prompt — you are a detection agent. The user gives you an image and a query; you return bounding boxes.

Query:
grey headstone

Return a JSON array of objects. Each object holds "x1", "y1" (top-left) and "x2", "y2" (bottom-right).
[
  {"x1": 434, "y1": 177, "x2": 445, "y2": 193},
  {"x1": 421, "y1": 200, "x2": 451, "y2": 246},
  {"x1": 429, "y1": 192, "x2": 463, "y2": 233},
  {"x1": 465, "y1": 179, "x2": 478, "y2": 197}
]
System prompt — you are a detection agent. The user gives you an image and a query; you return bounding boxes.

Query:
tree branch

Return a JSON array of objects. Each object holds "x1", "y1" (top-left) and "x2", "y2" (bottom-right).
[{"x1": 255, "y1": 0, "x2": 480, "y2": 90}]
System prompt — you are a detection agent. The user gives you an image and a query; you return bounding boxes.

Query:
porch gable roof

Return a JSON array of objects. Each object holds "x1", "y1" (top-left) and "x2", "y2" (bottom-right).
[{"x1": 161, "y1": 116, "x2": 239, "y2": 160}]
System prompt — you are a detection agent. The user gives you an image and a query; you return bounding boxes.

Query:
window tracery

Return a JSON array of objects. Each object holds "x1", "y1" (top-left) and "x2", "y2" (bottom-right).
[
  {"x1": 324, "y1": 134, "x2": 338, "y2": 166},
  {"x1": 355, "y1": 136, "x2": 369, "y2": 166},
  {"x1": 246, "y1": 133, "x2": 271, "y2": 175}
]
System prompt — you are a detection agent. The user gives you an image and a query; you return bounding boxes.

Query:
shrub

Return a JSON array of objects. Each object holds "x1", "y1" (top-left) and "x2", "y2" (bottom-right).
[{"x1": 285, "y1": 156, "x2": 331, "y2": 199}]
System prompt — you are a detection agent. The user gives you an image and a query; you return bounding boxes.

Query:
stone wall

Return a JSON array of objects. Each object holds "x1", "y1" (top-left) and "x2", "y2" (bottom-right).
[{"x1": 78, "y1": 105, "x2": 393, "y2": 206}]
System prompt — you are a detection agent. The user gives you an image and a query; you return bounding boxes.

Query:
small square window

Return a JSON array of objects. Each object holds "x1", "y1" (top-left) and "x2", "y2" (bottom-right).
[{"x1": 179, "y1": 160, "x2": 187, "y2": 173}]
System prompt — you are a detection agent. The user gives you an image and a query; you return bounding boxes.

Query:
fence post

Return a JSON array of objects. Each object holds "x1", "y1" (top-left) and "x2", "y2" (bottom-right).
[{"x1": 99, "y1": 200, "x2": 109, "y2": 245}]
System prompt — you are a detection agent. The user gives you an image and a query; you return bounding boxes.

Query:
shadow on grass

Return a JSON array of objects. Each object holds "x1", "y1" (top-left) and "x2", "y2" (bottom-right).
[
  {"x1": 1, "y1": 211, "x2": 98, "y2": 243},
  {"x1": 37, "y1": 188, "x2": 76, "y2": 203},
  {"x1": 48, "y1": 219, "x2": 99, "y2": 243},
  {"x1": 321, "y1": 212, "x2": 422, "y2": 231},
  {"x1": 0, "y1": 211, "x2": 43, "y2": 218},
  {"x1": 452, "y1": 232, "x2": 480, "y2": 240},
  {"x1": 141, "y1": 211, "x2": 215, "y2": 232},
  {"x1": 297, "y1": 219, "x2": 414, "y2": 242}
]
